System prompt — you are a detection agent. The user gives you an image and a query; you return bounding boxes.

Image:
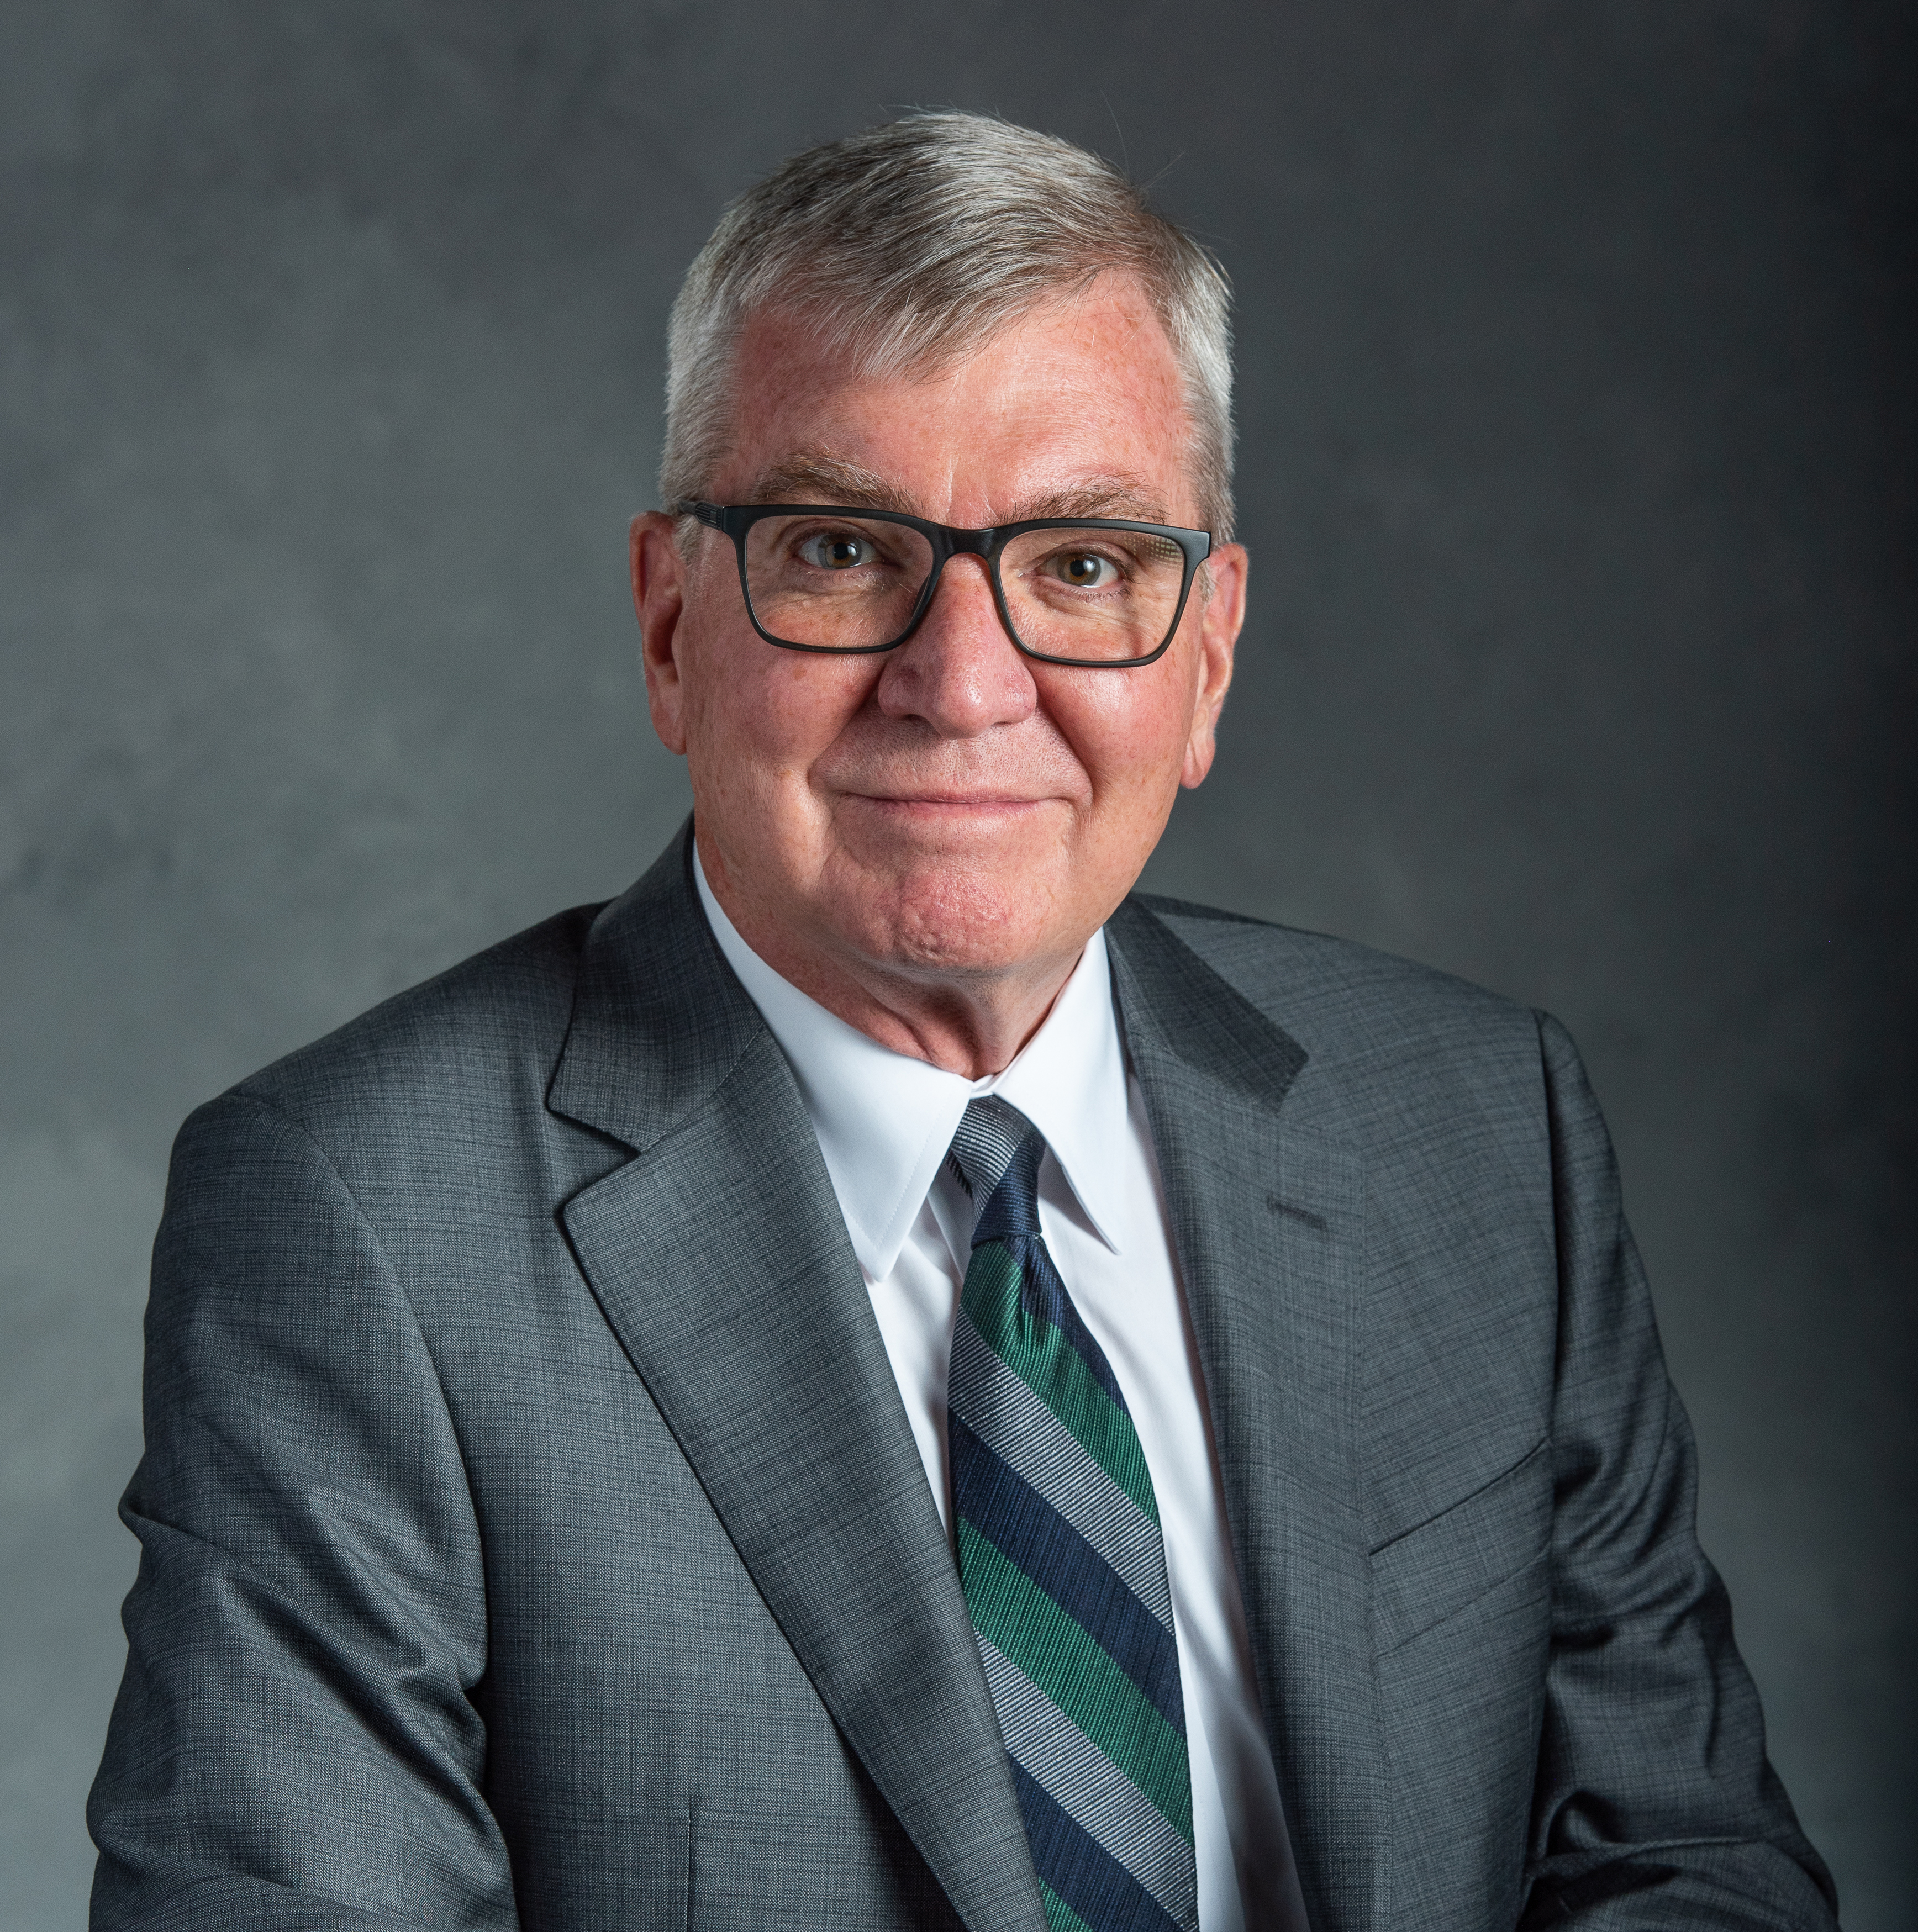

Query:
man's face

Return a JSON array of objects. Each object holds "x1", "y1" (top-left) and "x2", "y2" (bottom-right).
[{"x1": 635, "y1": 273, "x2": 1246, "y2": 1001}]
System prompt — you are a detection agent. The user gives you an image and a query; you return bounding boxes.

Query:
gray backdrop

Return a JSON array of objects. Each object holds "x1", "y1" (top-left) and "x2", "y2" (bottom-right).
[{"x1": 2, "y1": 3, "x2": 1911, "y2": 1926}]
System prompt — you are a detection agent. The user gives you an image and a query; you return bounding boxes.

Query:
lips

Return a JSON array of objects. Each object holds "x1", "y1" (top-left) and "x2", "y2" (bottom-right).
[
  {"x1": 856, "y1": 793, "x2": 1048, "y2": 807},
  {"x1": 846, "y1": 794, "x2": 1059, "y2": 820}
]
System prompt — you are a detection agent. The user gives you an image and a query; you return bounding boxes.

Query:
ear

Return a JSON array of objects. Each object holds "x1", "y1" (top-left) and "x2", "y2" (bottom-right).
[
  {"x1": 1181, "y1": 541, "x2": 1247, "y2": 789},
  {"x1": 631, "y1": 511, "x2": 691, "y2": 756}
]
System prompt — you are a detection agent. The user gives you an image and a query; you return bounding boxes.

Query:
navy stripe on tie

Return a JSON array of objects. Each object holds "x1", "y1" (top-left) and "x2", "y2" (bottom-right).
[
  {"x1": 1003, "y1": 1232, "x2": 1128, "y2": 1411},
  {"x1": 1010, "y1": 1759, "x2": 1185, "y2": 1932},
  {"x1": 952, "y1": 1417, "x2": 1184, "y2": 1730},
  {"x1": 971, "y1": 1128, "x2": 1046, "y2": 1241},
  {"x1": 948, "y1": 1315, "x2": 1172, "y2": 1619}
]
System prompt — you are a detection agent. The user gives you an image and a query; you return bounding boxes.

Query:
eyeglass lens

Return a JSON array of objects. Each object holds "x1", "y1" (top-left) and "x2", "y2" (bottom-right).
[{"x1": 739, "y1": 513, "x2": 1189, "y2": 661}]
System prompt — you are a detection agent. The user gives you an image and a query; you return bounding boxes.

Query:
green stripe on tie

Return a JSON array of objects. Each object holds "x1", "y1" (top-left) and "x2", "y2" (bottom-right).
[
  {"x1": 1039, "y1": 1880, "x2": 1098, "y2": 1932},
  {"x1": 960, "y1": 1245, "x2": 1160, "y2": 1523},
  {"x1": 956, "y1": 1518, "x2": 1193, "y2": 1840}
]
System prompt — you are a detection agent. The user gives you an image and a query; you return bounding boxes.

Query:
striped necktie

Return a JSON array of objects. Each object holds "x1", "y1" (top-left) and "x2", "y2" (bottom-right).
[{"x1": 945, "y1": 1096, "x2": 1198, "y2": 1932}]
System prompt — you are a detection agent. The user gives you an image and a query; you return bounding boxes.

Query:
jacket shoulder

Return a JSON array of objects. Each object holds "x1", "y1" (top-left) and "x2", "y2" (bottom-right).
[
  {"x1": 1132, "y1": 892, "x2": 1536, "y2": 1044},
  {"x1": 227, "y1": 903, "x2": 606, "y2": 1134},
  {"x1": 1125, "y1": 893, "x2": 1548, "y2": 1128}
]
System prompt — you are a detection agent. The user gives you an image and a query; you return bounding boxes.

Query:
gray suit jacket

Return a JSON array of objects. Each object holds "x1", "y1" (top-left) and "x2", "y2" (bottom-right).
[{"x1": 89, "y1": 827, "x2": 1836, "y2": 1931}]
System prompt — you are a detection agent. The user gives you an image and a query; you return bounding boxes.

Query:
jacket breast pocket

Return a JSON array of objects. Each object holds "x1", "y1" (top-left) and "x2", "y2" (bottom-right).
[{"x1": 1370, "y1": 1438, "x2": 1551, "y2": 1656}]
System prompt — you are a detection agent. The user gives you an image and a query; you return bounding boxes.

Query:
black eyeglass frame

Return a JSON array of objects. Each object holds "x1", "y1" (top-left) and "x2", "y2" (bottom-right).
[{"x1": 676, "y1": 500, "x2": 1214, "y2": 668}]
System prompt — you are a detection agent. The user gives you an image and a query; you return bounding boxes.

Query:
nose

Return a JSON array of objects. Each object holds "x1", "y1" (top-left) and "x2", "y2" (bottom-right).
[{"x1": 873, "y1": 554, "x2": 1038, "y2": 737}]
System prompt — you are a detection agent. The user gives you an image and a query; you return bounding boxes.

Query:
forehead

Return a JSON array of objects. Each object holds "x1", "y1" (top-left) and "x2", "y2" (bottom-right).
[{"x1": 716, "y1": 275, "x2": 1198, "y2": 526}]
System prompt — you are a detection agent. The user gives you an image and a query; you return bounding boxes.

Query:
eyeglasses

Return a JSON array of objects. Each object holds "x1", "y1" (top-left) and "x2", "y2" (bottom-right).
[{"x1": 677, "y1": 501, "x2": 1213, "y2": 668}]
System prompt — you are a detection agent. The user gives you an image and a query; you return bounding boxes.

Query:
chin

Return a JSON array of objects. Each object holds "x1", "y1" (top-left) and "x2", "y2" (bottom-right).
[{"x1": 840, "y1": 862, "x2": 1072, "y2": 979}]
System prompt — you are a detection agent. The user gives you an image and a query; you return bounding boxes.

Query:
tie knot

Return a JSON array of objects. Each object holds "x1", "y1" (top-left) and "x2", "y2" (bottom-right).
[{"x1": 948, "y1": 1097, "x2": 1046, "y2": 1247}]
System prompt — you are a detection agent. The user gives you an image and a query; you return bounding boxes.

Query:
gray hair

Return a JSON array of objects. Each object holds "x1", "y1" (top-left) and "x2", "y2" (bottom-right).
[{"x1": 660, "y1": 112, "x2": 1235, "y2": 537}]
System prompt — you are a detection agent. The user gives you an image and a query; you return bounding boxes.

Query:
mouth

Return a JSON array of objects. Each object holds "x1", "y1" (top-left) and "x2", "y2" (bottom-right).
[{"x1": 845, "y1": 792, "x2": 1054, "y2": 814}]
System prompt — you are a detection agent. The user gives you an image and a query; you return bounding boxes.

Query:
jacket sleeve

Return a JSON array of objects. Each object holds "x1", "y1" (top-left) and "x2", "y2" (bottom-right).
[
  {"x1": 88, "y1": 1090, "x2": 520, "y2": 1931},
  {"x1": 1517, "y1": 1013, "x2": 1838, "y2": 1929}
]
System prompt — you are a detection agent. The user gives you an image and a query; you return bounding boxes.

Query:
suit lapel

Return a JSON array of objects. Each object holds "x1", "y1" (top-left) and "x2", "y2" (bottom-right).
[
  {"x1": 549, "y1": 831, "x2": 1045, "y2": 1932},
  {"x1": 1107, "y1": 900, "x2": 1382, "y2": 1932}
]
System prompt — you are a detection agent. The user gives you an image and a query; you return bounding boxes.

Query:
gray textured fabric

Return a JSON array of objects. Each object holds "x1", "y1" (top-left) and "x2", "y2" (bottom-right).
[{"x1": 87, "y1": 826, "x2": 1838, "y2": 1931}]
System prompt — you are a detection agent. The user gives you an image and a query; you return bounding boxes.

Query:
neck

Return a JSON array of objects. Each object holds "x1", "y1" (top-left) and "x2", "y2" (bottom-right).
[{"x1": 698, "y1": 849, "x2": 1081, "y2": 1081}]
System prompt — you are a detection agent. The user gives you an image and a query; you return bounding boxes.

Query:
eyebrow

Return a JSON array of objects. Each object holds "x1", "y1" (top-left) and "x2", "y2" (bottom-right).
[
  {"x1": 745, "y1": 454, "x2": 919, "y2": 515},
  {"x1": 742, "y1": 453, "x2": 1174, "y2": 529},
  {"x1": 1014, "y1": 477, "x2": 1172, "y2": 524}
]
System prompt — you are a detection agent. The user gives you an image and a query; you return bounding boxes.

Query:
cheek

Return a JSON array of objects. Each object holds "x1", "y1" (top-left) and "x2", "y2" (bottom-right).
[
  {"x1": 683, "y1": 627, "x2": 879, "y2": 785},
  {"x1": 1041, "y1": 662, "x2": 1198, "y2": 804}
]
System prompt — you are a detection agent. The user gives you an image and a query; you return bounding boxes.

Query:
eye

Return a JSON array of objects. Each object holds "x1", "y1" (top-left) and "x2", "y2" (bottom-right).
[
  {"x1": 797, "y1": 530, "x2": 878, "y2": 571},
  {"x1": 1048, "y1": 548, "x2": 1120, "y2": 589}
]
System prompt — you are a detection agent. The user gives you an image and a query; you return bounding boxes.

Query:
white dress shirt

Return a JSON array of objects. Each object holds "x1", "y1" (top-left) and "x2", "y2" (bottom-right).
[{"x1": 694, "y1": 854, "x2": 1300, "y2": 1930}]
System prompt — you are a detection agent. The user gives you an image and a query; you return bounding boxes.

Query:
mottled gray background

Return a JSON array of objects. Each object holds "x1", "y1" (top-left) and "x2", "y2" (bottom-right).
[{"x1": 2, "y1": 2, "x2": 1911, "y2": 1925}]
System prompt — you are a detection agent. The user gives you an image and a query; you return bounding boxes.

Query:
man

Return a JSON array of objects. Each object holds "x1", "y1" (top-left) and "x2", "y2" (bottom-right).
[{"x1": 89, "y1": 113, "x2": 1836, "y2": 1931}]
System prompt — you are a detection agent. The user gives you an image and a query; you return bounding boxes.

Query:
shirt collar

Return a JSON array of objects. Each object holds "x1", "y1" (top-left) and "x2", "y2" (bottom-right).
[{"x1": 693, "y1": 849, "x2": 1129, "y2": 1281}]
